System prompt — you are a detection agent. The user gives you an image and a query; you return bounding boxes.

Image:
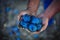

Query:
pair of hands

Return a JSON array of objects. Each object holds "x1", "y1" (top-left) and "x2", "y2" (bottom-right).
[{"x1": 18, "y1": 10, "x2": 49, "y2": 34}]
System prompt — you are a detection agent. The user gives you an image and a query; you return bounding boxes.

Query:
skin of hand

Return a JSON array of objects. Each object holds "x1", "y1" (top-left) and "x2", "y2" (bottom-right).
[
  {"x1": 31, "y1": 14, "x2": 49, "y2": 35},
  {"x1": 18, "y1": 10, "x2": 32, "y2": 21},
  {"x1": 31, "y1": 0, "x2": 60, "y2": 34},
  {"x1": 18, "y1": 0, "x2": 40, "y2": 21}
]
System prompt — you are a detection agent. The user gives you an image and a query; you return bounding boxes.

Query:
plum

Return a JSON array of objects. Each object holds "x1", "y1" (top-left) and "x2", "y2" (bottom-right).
[
  {"x1": 22, "y1": 14, "x2": 31, "y2": 22},
  {"x1": 28, "y1": 24, "x2": 37, "y2": 32}
]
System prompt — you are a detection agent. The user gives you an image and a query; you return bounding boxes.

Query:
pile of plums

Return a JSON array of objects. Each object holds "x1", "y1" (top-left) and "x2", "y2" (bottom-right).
[{"x1": 19, "y1": 14, "x2": 43, "y2": 32}]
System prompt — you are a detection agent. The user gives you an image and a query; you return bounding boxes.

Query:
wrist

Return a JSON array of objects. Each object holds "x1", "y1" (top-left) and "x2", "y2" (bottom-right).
[
  {"x1": 38, "y1": 14, "x2": 49, "y2": 20},
  {"x1": 43, "y1": 14, "x2": 50, "y2": 20},
  {"x1": 26, "y1": 9, "x2": 36, "y2": 15},
  {"x1": 40, "y1": 14, "x2": 49, "y2": 19},
  {"x1": 27, "y1": 0, "x2": 40, "y2": 15},
  {"x1": 44, "y1": 9, "x2": 57, "y2": 20}
]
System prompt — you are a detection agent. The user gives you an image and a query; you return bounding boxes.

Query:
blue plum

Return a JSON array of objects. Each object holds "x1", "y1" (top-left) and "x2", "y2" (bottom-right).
[
  {"x1": 12, "y1": 27, "x2": 19, "y2": 32},
  {"x1": 22, "y1": 14, "x2": 31, "y2": 22},
  {"x1": 37, "y1": 24, "x2": 42, "y2": 31},
  {"x1": 28, "y1": 24, "x2": 37, "y2": 32},
  {"x1": 31, "y1": 16, "x2": 42, "y2": 24},
  {"x1": 19, "y1": 21, "x2": 28, "y2": 28}
]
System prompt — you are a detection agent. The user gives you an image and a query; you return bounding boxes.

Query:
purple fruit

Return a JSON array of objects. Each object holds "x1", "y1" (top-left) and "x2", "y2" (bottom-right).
[
  {"x1": 31, "y1": 16, "x2": 42, "y2": 24},
  {"x1": 37, "y1": 24, "x2": 42, "y2": 31},
  {"x1": 28, "y1": 24, "x2": 37, "y2": 32},
  {"x1": 22, "y1": 14, "x2": 31, "y2": 22},
  {"x1": 19, "y1": 21, "x2": 28, "y2": 28}
]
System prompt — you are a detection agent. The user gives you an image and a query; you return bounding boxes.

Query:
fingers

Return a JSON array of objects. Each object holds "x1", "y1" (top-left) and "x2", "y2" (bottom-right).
[
  {"x1": 37, "y1": 14, "x2": 49, "y2": 32},
  {"x1": 18, "y1": 12, "x2": 22, "y2": 21},
  {"x1": 31, "y1": 18, "x2": 49, "y2": 35},
  {"x1": 40, "y1": 18, "x2": 49, "y2": 32},
  {"x1": 18, "y1": 10, "x2": 36, "y2": 21},
  {"x1": 31, "y1": 31, "x2": 40, "y2": 35},
  {"x1": 18, "y1": 11, "x2": 29, "y2": 21}
]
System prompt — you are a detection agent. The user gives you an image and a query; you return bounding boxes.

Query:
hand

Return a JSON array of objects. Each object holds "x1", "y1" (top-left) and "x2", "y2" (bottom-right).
[
  {"x1": 18, "y1": 10, "x2": 30, "y2": 21},
  {"x1": 31, "y1": 14, "x2": 49, "y2": 35},
  {"x1": 18, "y1": 10, "x2": 36, "y2": 21}
]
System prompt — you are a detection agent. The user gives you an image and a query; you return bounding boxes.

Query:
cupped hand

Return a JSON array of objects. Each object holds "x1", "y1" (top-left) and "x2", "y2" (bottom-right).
[
  {"x1": 18, "y1": 10, "x2": 36, "y2": 21},
  {"x1": 31, "y1": 14, "x2": 49, "y2": 35}
]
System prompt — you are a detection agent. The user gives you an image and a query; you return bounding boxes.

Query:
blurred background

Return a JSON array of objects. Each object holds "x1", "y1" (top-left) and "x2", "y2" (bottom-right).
[{"x1": 0, "y1": 0, "x2": 60, "y2": 40}]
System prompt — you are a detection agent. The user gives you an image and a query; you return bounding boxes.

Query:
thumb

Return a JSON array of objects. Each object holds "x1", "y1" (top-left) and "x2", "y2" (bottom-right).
[
  {"x1": 18, "y1": 11, "x2": 28, "y2": 21},
  {"x1": 40, "y1": 18, "x2": 49, "y2": 32}
]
